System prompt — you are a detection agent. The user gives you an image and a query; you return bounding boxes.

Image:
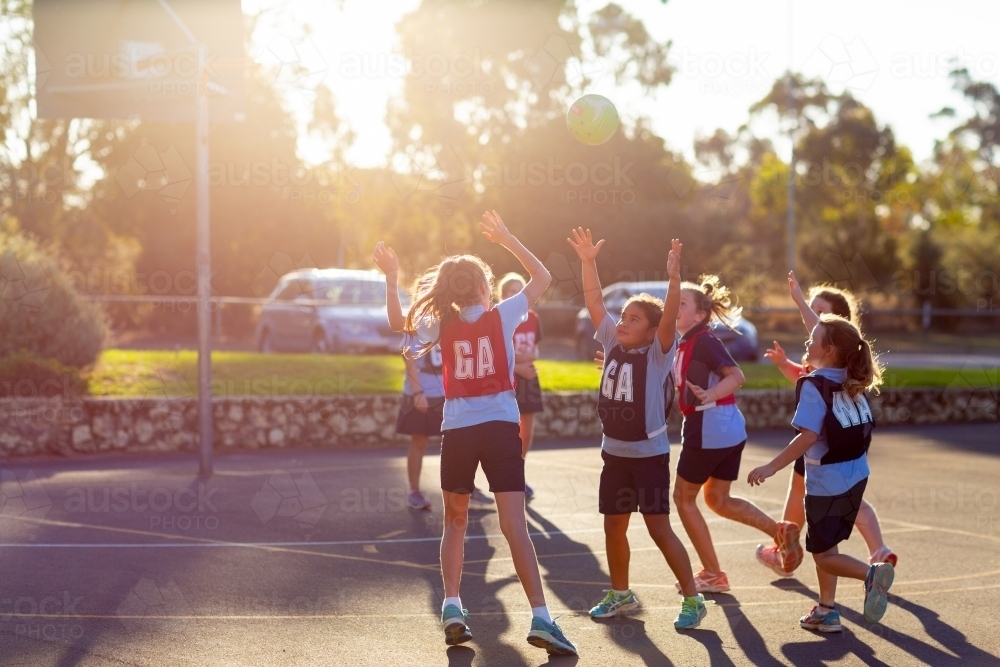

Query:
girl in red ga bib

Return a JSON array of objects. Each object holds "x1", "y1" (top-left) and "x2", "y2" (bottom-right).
[{"x1": 374, "y1": 211, "x2": 578, "y2": 657}]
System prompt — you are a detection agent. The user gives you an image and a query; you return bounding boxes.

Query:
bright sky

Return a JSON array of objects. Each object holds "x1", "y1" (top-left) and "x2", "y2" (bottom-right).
[{"x1": 244, "y1": 0, "x2": 1000, "y2": 169}]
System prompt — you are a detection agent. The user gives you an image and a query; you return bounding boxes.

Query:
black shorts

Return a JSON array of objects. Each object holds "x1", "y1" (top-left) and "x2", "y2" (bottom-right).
[
  {"x1": 440, "y1": 421, "x2": 524, "y2": 494},
  {"x1": 396, "y1": 395, "x2": 445, "y2": 436},
  {"x1": 599, "y1": 451, "x2": 671, "y2": 515},
  {"x1": 794, "y1": 455, "x2": 805, "y2": 477},
  {"x1": 676, "y1": 441, "x2": 746, "y2": 485},
  {"x1": 514, "y1": 375, "x2": 544, "y2": 414},
  {"x1": 805, "y1": 477, "x2": 868, "y2": 553}
]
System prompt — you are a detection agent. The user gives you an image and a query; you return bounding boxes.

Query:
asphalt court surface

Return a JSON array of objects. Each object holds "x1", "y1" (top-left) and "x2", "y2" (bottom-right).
[{"x1": 1, "y1": 422, "x2": 999, "y2": 666}]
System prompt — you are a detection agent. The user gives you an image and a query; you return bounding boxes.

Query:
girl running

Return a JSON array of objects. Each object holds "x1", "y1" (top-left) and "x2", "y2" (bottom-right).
[
  {"x1": 374, "y1": 211, "x2": 578, "y2": 657},
  {"x1": 498, "y1": 272, "x2": 544, "y2": 500},
  {"x1": 671, "y1": 276, "x2": 803, "y2": 593},
  {"x1": 760, "y1": 271, "x2": 896, "y2": 574},
  {"x1": 749, "y1": 314, "x2": 894, "y2": 632},
  {"x1": 397, "y1": 338, "x2": 444, "y2": 511},
  {"x1": 568, "y1": 228, "x2": 707, "y2": 630}
]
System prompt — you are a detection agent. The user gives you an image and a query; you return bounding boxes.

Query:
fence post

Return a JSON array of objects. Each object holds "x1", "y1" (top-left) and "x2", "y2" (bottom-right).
[{"x1": 922, "y1": 300, "x2": 932, "y2": 331}]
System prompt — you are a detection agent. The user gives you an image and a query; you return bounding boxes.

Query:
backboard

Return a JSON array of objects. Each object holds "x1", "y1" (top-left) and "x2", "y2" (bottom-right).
[{"x1": 34, "y1": 0, "x2": 245, "y2": 122}]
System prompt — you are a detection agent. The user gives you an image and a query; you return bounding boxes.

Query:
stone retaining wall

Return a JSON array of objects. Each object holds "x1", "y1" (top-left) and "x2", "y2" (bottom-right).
[{"x1": 1, "y1": 389, "x2": 995, "y2": 459}]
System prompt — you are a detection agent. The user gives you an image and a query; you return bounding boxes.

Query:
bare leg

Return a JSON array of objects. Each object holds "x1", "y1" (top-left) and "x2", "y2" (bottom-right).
[
  {"x1": 673, "y1": 476, "x2": 722, "y2": 574},
  {"x1": 519, "y1": 413, "x2": 535, "y2": 457},
  {"x1": 643, "y1": 513, "x2": 698, "y2": 598},
  {"x1": 703, "y1": 478, "x2": 778, "y2": 538},
  {"x1": 813, "y1": 545, "x2": 869, "y2": 581},
  {"x1": 407, "y1": 435, "x2": 429, "y2": 491},
  {"x1": 854, "y1": 500, "x2": 887, "y2": 556},
  {"x1": 604, "y1": 513, "x2": 632, "y2": 591},
  {"x1": 783, "y1": 471, "x2": 806, "y2": 528},
  {"x1": 441, "y1": 490, "x2": 470, "y2": 598},
  {"x1": 494, "y1": 491, "x2": 546, "y2": 607},
  {"x1": 814, "y1": 555, "x2": 839, "y2": 608}
]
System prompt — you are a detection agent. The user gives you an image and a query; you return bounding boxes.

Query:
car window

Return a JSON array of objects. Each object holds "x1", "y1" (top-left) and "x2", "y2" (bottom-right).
[
  {"x1": 314, "y1": 279, "x2": 385, "y2": 305},
  {"x1": 275, "y1": 281, "x2": 308, "y2": 300}
]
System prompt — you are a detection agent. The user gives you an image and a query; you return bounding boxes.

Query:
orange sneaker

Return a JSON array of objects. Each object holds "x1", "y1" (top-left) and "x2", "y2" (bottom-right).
[
  {"x1": 775, "y1": 521, "x2": 804, "y2": 574},
  {"x1": 675, "y1": 569, "x2": 730, "y2": 594}
]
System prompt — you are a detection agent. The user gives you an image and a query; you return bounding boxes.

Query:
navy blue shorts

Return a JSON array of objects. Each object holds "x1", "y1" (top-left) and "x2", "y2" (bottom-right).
[
  {"x1": 396, "y1": 395, "x2": 444, "y2": 436},
  {"x1": 599, "y1": 451, "x2": 671, "y2": 515},
  {"x1": 440, "y1": 421, "x2": 524, "y2": 494},
  {"x1": 805, "y1": 477, "x2": 868, "y2": 553},
  {"x1": 676, "y1": 441, "x2": 746, "y2": 485},
  {"x1": 514, "y1": 375, "x2": 544, "y2": 414}
]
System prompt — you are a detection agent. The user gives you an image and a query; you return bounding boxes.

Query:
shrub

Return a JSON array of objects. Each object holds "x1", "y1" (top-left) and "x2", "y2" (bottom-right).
[
  {"x1": 0, "y1": 231, "x2": 107, "y2": 367},
  {"x1": 0, "y1": 351, "x2": 88, "y2": 398}
]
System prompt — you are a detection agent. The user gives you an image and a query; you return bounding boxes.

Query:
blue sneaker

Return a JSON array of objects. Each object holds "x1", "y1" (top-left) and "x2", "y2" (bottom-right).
[
  {"x1": 864, "y1": 562, "x2": 894, "y2": 623},
  {"x1": 799, "y1": 605, "x2": 842, "y2": 632},
  {"x1": 589, "y1": 589, "x2": 639, "y2": 618},
  {"x1": 441, "y1": 604, "x2": 472, "y2": 646},
  {"x1": 673, "y1": 595, "x2": 707, "y2": 630},
  {"x1": 527, "y1": 617, "x2": 578, "y2": 656}
]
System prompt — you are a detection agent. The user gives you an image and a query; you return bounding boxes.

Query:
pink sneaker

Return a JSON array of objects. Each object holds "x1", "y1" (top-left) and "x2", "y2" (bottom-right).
[
  {"x1": 869, "y1": 546, "x2": 898, "y2": 567},
  {"x1": 675, "y1": 569, "x2": 730, "y2": 594},
  {"x1": 775, "y1": 521, "x2": 804, "y2": 573},
  {"x1": 756, "y1": 543, "x2": 794, "y2": 578}
]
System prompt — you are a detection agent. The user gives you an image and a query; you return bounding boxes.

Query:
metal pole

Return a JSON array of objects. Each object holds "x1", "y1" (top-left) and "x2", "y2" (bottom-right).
[
  {"x1": 785, "y1": 0, "x2": 796, "y2": 274},
  {"x1": 196, "y1": 45, "x2": 213, "y2": 476}
]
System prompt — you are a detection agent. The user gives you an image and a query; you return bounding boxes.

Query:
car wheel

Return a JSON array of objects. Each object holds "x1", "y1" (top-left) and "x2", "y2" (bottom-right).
[
  {"x1": 259, "y1": 328, "x2": 273, "y2": 354},
  {"x1": 311, "y1": 330, "x2": 330, "y2": 354}
]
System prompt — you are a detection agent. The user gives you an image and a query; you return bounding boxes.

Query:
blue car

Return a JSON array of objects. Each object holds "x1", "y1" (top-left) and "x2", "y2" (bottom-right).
[
  {"x1": 575, "y1": 281, "x2": 759, "y2": 361},
  {"x1": 256, "y1": 269, "x2": 409, "y2": 354}
]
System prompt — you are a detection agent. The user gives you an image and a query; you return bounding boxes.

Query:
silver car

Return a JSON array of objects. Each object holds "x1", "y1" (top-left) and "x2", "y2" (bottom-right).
[{"x1": 256, "y1": 269, "x2": 409, "y2": 354}]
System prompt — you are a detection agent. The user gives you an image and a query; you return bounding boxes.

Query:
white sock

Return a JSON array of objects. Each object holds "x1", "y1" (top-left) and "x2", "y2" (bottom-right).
[
  {"x1": 531, "y1": 605, "x2": 552, "y2": 624},
  {"x1": 442, "y1": 596, "x2": 462, "y2": 613},
  {"x1": 612, "y1": 589, "x2": 630, "y2": 597}
]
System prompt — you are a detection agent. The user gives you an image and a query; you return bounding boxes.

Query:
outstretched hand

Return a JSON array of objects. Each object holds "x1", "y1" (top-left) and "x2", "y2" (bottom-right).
[
  {"x1": 667, "y1": 238, "x2": 683, "y2": 280},
  {"x1": 764, "y1": 340, "x2": 787, "y2": 367},
  {"x1": 788, "y1": 270, "x2": 804, "y2": 303},
  {"x1": 567, "y1": 227, "x2": 605, "y2": 262},
  {"x1": 480, "y1": 210, "x2": 516, "y2": 246},
  {"x1": 747, "y1": 464, "x2": 775, "y2": 487},
  {"x1": 373, "y1": 242, "x2": 398, "y2": 275}
]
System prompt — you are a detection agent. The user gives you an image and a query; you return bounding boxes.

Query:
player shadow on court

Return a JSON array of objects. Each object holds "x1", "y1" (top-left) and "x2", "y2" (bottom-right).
[
  {"x1": 711, "y1": 593, "x2": 785, "y2": 667},
  {"x1": 429, "y1": 512, "x2": 539, "y2": 667},
  {"x1": 777, "y1": 577, "x2": 997, "y2": 665},
  {"x1": 525, "y1": 505, "x2": 691, "y2": 667}
]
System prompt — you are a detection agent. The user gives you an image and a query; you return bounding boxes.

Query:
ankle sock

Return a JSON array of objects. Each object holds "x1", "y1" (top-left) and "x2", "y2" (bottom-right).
[
  {"x1": 612, "y1": 589, "x2": 630, "y2": 597},
  {"x1": 531, "y1": 605, "x2": 552, "y2": 624},
  {"x1": 442, "y1": 597, "x2": 462, "y2": 613}
]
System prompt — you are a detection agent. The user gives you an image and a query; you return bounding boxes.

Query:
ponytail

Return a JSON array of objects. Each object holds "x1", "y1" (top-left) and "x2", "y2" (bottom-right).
[
  {"x1": 818, "y1": 314, "x2": 883, "y2": 397},
  {"x1": 403, "y1": 255, "x2": 493, "y2": 357},
  {"x1": 681, "y1": 274, "x2": 742, "y2": 330}
]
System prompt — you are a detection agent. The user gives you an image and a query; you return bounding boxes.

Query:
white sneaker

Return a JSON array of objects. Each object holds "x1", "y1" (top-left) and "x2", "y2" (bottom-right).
[{"x1": 407, "y1": 490, "x2": 431, "y2": 511}]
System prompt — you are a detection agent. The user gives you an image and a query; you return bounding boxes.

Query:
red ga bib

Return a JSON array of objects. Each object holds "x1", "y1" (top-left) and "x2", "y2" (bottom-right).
[{"x1": 440, "y1": 308, "x2": 513, "y2": 399}]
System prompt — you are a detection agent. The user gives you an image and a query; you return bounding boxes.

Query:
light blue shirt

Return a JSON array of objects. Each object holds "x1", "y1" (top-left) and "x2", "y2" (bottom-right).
[
  {"x1": 416, "y1": 293, "x2": 528, "y2": 430},
  {"x1": 595, "y1": 314, "x2": 677, "y2": 458},
  {"x1": 402, "y1": 344, "x2": 445, "y2": 398},
  {"x1": 792, "y1": 367, "x2": 871, "y2": 496}
]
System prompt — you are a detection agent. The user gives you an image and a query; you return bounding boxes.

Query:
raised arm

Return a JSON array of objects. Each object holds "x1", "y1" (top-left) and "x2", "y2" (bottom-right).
[
  {"x1": 658, "y1": 239, "x2": 683, "y2": 353},
  {"x1": 480, "y1": 211, "x2": 551, "y2": 306},
  {"x1": 789, "y1": 271, "x2": 819, "y2": 334},
  {"x1": 566, "y1": 227, "x2": 608, "y2": 329},
  {"x1": 373, "y1": 242, "x2": 405, "y2": 331}
]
